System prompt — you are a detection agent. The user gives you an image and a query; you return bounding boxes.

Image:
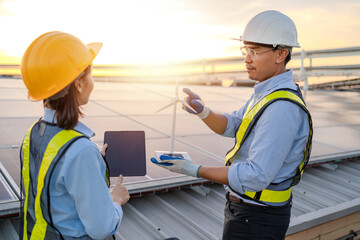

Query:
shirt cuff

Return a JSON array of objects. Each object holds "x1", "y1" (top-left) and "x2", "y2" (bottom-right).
[
  {"x1": 111, "y1": 202, "x2": 123, "y2": 235},
  {"x1": 228, "y1": 164, "x2": 245, "y2": 194}
]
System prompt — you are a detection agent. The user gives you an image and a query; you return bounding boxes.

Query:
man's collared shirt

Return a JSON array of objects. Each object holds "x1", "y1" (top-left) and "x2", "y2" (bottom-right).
[{"x1": 223, "y1": 70, "x2": 310, "y2": 206}]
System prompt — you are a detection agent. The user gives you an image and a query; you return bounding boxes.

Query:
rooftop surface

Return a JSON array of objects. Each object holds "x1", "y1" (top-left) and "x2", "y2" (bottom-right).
[{"x1": 0, "y1": 78, "x2": 359, "y2": 239}]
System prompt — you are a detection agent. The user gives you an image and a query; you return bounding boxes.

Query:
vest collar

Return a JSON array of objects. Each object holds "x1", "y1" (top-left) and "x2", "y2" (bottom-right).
[{"x1": 43, "y1": 107, "x2": 95, "y2": 138}]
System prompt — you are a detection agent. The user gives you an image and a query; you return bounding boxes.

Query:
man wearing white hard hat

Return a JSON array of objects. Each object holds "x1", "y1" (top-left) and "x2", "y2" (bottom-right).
[{"x1": 152, "y1": 10, "x2": 313, "y2": 239}]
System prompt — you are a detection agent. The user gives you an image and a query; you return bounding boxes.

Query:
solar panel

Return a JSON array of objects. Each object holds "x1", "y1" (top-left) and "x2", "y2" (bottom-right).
[
  {"x1": 0, "y1": 118, "x2": 38, "y2": 146},
  {"x1": 0, "y1": 148, "x2": 21, "y2": 189},
  {"x1": 81, "y1": 116, "x2": 164, "y2": 143},
  {"x1": 0, "y1": 80, "x2": 359, "y2": 199},
  {"x1": 0, "y1": 100, "x2": 43, "y2": 118},
  {"x1": 0, "y1": 88, "x2": 27, "y2": 100},
  {"x1": 0, "y1": 175, "x2": 16, "y2": 203},
  {"x1": 132, "y1": 115, "x2": 213, "y2": 136},
  {"x1": 177, "y1": 135, "x2": 235, "y2": 160},
  {"x1": 0, "y1": 162, "x2": 18, "y2": 203}
]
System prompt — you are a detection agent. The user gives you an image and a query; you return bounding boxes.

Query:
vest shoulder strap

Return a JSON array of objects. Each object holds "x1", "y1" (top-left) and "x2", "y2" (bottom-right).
[{"x1": 225, "y1": 89, "x2": 311, "y2": 166}]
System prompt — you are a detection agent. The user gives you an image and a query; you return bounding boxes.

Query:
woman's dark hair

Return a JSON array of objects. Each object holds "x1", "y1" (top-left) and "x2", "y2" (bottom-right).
[{"x1": 43, "y1": 66, "x2": 91, "y2": 130}]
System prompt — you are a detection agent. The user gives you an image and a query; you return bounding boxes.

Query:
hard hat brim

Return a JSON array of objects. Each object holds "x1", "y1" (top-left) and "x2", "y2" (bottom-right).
[
  {"x1": 87, "y1": 42, "x2": 103, "y2": 62},
  {"x1": 231, "y1": 36, "x2": 301, "y2": 48}
]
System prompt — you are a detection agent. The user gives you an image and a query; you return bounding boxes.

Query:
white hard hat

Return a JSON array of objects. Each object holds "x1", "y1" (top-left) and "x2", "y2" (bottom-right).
[{"x1": 234, "y1": 10, "x2": 300, "y2": 48}]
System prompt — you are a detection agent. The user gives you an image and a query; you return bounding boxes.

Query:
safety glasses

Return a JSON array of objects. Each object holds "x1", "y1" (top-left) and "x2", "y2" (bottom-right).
[{"x1": 240, "y1": 47, "x2": 273, "y2": 60}]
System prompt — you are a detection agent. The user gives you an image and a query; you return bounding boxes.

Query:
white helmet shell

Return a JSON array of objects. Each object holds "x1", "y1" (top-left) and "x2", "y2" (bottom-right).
[{"x1": 239, "y1": 10, "x2": 300, "y2": 48}]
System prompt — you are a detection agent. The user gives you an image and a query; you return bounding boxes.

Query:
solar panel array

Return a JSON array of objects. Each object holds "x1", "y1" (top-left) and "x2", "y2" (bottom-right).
[
  {"x1": 1, "y1": 78, "x2": 360, "y2": 206},
  {"x1": 0, "y1": 176, "x2": 15, "y2": 203}
]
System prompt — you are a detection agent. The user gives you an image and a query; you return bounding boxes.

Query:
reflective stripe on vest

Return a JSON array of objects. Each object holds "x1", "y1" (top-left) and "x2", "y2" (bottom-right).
[
  {"x1": 22, "y1": 127, "x2": 82, "y2": 240},
  {"x1": 225, "y1": 90, "x2": 313, "y2": 204},
  {"x1": 22, "y1": 124, "x2": 34, "y2": 240}
]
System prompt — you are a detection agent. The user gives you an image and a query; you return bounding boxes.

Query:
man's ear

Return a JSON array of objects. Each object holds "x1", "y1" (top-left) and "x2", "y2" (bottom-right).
[{"x1": 276, "y1": 49, "x2": 289, "y2": 64}]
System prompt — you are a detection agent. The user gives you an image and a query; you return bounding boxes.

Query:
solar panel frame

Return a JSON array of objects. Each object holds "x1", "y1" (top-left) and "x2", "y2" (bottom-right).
[
  {"x1": 0, "y1": 162, "x2": 19, "y2": 204},
  {"x1": 0, "y1": 175, "x2": 16, "y2": 203}
]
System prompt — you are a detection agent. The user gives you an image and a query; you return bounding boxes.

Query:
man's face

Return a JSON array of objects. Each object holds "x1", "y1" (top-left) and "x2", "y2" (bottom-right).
[{"x1": 243, "y1": 43, "x2": 279, "y2": 82}]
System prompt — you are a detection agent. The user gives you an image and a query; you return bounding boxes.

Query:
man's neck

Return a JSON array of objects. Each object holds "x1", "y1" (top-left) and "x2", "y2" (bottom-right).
[{"x1": 257, "y1": 67, "x2": 287, "y2": 83}]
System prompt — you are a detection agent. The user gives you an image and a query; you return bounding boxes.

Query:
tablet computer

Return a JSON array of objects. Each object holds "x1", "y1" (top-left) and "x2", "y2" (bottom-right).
[{"x1": 104, "y1": 131, "x2": 146, "y2": 177}]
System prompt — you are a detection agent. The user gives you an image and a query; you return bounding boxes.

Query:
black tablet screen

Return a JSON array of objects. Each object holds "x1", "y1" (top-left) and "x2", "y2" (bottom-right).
[{"x1": 104, "y1": 131, "x2": 146, "y2": 177}]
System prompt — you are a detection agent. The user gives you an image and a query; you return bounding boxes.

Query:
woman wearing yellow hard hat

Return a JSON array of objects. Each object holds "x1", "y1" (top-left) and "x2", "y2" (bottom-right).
[{"x1": 20, "y1": 31, "x2": 129, "y2": 240}]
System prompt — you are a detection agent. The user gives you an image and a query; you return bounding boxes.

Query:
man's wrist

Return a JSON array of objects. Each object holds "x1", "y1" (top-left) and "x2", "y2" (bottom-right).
[
  {"x1": 197, "y1": 107, "x2": 210, "y2": 119},
  {"x1": 194, "y1": 165, "x2": 201, "y2": 178}
]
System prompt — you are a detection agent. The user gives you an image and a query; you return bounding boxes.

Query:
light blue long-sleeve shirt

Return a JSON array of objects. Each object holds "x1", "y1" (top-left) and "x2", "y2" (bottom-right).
[
  {"x1": 223, "y1": 70, "x2": 310, "y2": 206},
  {"x1": 42, "y1": 107, "x2": 123, "y2": 239}
]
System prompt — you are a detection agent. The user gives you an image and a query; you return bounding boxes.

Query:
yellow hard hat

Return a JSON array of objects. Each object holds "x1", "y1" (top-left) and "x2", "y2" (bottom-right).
[{"x1": 21, "y1": 31, "x2": 102, "y2": 101}]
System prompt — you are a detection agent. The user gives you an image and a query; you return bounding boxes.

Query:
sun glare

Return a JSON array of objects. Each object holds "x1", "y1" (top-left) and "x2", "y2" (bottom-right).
[
  {"x1": 1, "y1": 0, "x2": 359, "y2": 67},
  {"x1": 0, "y1": 0, "x2": 238, "y2": 65}
]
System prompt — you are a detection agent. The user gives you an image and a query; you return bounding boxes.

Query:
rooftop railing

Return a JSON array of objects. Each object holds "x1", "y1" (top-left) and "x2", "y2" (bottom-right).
[{"x1": 1, "y1": 46, "x2": 360, "y2": 89}]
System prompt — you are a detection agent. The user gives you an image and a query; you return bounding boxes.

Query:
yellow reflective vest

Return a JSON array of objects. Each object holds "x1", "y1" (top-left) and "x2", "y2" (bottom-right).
[
  {"x1": 225, "y1": 89, "x2": 313, "y2": 205},
  {"x1": 21, "y1": 121, "x2": 110, "y2": 240}
]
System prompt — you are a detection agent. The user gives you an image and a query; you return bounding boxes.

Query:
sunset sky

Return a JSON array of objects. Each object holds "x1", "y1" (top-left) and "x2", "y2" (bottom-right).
[{"x1": 0, "y1": 0, "x2": 359, "y2": 64}]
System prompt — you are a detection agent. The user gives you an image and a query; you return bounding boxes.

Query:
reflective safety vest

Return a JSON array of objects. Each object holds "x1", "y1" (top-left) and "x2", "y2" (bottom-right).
[
  {"x1": 21, "y1": 121, "x2": 110, "y2": 240},
  {"x1": 225, "y1": 88, "x2": 313, "y2": 205}
]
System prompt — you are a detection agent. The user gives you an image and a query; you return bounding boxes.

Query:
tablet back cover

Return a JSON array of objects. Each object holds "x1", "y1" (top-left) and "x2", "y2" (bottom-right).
[{"x1": 104, "y1": 131, "x2": 146, "y2": 177}]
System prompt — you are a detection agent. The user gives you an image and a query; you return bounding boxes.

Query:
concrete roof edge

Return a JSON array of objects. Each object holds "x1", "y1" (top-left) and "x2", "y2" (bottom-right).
[{"x1": 287, "y1": 198, "x2": 360, "y2": 235}]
